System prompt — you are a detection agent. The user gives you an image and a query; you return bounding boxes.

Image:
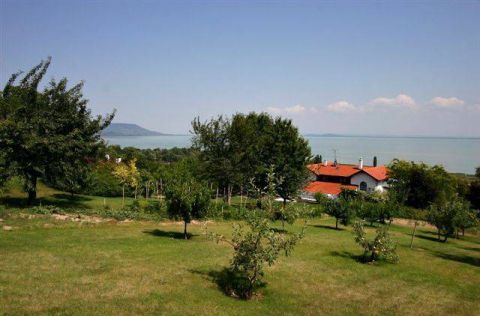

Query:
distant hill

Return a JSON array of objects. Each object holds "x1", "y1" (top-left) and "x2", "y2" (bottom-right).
[{"x1": 102, "y1": 123, "x2": 167, "y2": 137}]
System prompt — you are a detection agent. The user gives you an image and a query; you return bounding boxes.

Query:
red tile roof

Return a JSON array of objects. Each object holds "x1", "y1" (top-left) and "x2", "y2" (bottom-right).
[
  {"x1": 362, "y1": 165, "x2": 388, "y2": 181},
  {"x1": 304, "y1": 181, "x2": 357, "y2": 196},
  {"x1": 307, "y1": 162, "x2": 389, "y2": 181}
]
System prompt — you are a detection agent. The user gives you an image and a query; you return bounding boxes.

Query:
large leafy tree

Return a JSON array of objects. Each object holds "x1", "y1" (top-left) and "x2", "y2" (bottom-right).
[
  {"x1": 0, "y1": 58, "x2": 114, "y2": 203},
  {"x1": 192, "y1": 112, "x2": 311, "y2": 203},
  {"x1": 388, "y1": 160, "x2": 457, "y2": 209}
]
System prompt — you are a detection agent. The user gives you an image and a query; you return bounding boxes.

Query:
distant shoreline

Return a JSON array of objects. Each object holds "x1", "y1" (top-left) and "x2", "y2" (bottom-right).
[
  {"x1": 303, "y1": 134, "x2": 480, "y2": 140},
  {"x1": 105, "y1": 133, "x2": 479, "y2": 140}
]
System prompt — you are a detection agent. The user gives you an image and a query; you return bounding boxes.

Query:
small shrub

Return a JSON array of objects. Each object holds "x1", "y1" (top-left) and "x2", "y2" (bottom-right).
[
  {"x1": 30, "y1": 205, "x2": 63, "y2": 215},
  {"x1": 324, "y1": 199, "x2": 355, "y2": 229},
  {"x1": 209, "y1": 212, "x2": 305, "y2": 299},
  {"x1": 353, "y1": 221, "x2": 399, "y2": 263}
]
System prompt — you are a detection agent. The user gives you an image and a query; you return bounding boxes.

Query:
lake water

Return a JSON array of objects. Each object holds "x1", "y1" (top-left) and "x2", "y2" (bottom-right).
[{"x1": 103, "y1": 135, "x2": 480, "y2": 174}]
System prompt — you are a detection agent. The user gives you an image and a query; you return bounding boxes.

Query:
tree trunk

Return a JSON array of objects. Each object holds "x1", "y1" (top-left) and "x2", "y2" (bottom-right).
[
  {"x1": 184, "y1": 221, "x2": 188, "y2": 240},
  {"x1": 122, "y1": 185, "x2": 125, "y2": 207},
  {"x1": 335, "y1": 218, "x2": 339, "y2": 230},
  {"x1": 228, "y1": 184, "x2": 232, "y2": 206},
  {"x1": 26, "y1": 174, "x2": 37, "y2": 205},
  {"x1": 240, "y1": 186, "x2": 243, "y2": 207},
  {"x1": 410, "y1": 222, "x2": 417, "y2": 249}
]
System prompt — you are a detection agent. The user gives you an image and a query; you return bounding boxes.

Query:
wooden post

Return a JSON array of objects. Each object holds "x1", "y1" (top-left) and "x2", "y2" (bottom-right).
[
  {"x1": 240, "y1": 186, "x2": 243, "y2": 208},
  {"x1": 410, "y1": 221, "x2": 417, "y2": 249}
]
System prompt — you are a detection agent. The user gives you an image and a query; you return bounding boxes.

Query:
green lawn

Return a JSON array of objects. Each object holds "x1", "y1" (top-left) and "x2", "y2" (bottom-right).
[{"x1": 1, "y1": 212, "x2": 479, "y2": 315}]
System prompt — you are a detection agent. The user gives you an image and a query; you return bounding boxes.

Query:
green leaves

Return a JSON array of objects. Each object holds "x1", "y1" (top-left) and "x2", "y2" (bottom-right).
[
  {"x1": 353, "y1": 221, "x2": 399, "y2": 264},
  {"x1": 0, "y1": 58, "x2": 114, "y2": 202},
  {"x1": 192, "y1": 112, "x2": 311, "y2": 201},
  {"x1": 209, "y1": 212, "x2": 305, "y2": 299}
]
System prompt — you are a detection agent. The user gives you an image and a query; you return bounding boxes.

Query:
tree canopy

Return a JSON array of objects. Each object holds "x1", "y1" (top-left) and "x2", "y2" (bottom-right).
[
  {"x1": 192, "y1": 112, "x2": 311, "y2": 202},
  {"x1": 0, "y1": 58, "x2": 114, "y2": 203},
  {"x1": 388, "y1": 160, "x2": 457, "y2": 209}
]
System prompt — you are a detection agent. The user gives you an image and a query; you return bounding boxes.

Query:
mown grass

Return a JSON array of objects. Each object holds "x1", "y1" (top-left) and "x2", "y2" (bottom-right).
[
  {"x1": 1, "y1": 211, "x2": 479, "y2": 315},
  {"x1": 1, "y1": 182, "x2": 479, "y2": 315}
]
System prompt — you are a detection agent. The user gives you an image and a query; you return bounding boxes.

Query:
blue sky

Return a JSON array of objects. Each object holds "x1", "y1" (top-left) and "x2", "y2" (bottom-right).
[{"x1": 1, "y1": 0, "x2": 479, "y2": 136}]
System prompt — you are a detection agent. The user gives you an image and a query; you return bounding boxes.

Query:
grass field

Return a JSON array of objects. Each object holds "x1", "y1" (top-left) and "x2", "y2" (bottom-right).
[
  {"x1": 1, "y1": 182, "x2": 479, "y2": 315},
  {"x1": 1, "y1": 211, "x2": 479, "y2": 315}
]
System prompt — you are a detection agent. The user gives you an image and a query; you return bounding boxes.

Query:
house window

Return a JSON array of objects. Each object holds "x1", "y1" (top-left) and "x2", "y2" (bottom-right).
[{"x1": 360, "y1": 181, "x2": 367, "y2": 191}]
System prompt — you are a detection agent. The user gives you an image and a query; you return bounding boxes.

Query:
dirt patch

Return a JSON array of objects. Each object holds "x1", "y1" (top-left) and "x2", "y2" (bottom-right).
[
  {"x1": 51, "y1": 213, "x2": 110, "y2": 224},
  {"x1": 392, "y1": 218, "x2": 435, "y2": 229},
  {"x1": 159, "y1": 220, "x2": 214, "y2": 226}
]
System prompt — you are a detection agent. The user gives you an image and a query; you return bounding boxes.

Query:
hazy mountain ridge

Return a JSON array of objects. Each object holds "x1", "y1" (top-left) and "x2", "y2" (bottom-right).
[{"x1": 102, "y1": 123, "x2": 167, "y2": 136}]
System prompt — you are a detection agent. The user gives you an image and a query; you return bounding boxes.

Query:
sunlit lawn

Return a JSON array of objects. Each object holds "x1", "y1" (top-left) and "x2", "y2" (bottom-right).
[{"x1": 1, "y1": 211, "x2": 479, "y2": 315}]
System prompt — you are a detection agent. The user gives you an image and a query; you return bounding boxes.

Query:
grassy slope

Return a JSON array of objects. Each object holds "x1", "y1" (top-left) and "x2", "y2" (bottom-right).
[{"x1": 1, "y1": 215, "x2": 479, "y2": 315}]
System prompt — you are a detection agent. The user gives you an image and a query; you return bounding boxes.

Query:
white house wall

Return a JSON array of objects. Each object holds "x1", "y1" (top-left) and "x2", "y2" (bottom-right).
[{"x1": 350, "y1": 172, "x2": 378, "y2": 191}]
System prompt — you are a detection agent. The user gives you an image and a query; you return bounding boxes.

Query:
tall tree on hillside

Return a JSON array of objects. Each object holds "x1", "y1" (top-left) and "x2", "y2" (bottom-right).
[
  {"x1": 192, "y1": 112, "x2": 311, "y2": 203},
  {"x1": 0, "y1": 58, "x2": 114, "y2": 203},
  {"x1": 269, "y1": 117, "x2": 311, "y2": 203},
  {"x1": 388, "y1": 160, "x2": 457, "y2": 209}
]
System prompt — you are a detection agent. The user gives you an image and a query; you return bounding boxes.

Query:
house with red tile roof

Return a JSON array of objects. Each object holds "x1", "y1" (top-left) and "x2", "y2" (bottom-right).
[{"x1": 302, "y1": 158, "x2": 389, "y2": 200}]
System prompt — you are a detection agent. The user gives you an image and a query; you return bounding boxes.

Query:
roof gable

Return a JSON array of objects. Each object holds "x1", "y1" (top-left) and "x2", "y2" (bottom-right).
[{"x1": 307, "y1": 162, "x2": 389, "y2": 181}]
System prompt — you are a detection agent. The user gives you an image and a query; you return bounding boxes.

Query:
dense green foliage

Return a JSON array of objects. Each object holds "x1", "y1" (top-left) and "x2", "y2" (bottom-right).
[
  {"x1": 388, "y1": 160, "x2": 457, "y2": 209},
  {"x1": 467, "y1": 167, "x2": 480, "y2": 210},
  {"x1": 210, "y1": 213, "x2": 305, "y2": 299},
  {"x1": 0, "y1": 58, "x2": 114, "y2": 203},
  {"x1": 192, "y1": 112, "x2": 311, "y2": 203},
  {"x1": 427, "y1": 198, "x2": 477, "y2": 242},
  {"x1": 353, "y1": 221, "x2": 399, "y2": 263},
  {"x1": 164, "y1": 163, "x2": 211, "y2": 239}
]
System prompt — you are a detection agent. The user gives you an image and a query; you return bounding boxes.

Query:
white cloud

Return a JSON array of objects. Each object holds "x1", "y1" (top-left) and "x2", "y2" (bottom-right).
[
  {"x1": 266, "y1": 104, "x2": 308, "y2": 114},
  {"x1": 327, "y1": 101, "x2": 357, "y2": 113},
  {"x1": 430, "y1": 96, "x2": 465, "y2": 108},
  {"x1": 369, "y1": 94, "x2": 416, "y2": 108}
]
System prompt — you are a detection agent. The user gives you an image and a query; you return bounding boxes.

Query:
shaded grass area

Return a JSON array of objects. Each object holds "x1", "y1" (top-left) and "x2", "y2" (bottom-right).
[
  {"x1": 1, "y1": 181, "x2": 143, "y2": 210},
  {"x1": 1, "y1": 214, "x2": 479, "y2": 315}
]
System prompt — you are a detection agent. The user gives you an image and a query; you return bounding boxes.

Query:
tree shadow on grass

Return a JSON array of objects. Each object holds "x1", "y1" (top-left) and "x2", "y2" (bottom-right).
[
  {"x1": 51, "y1": 193, "x2": 92, "y2": 202},
  {"x1": 330, "y1": 251, "x2": 367, "y2": 263},
  {"x1": 143, "y1": 229, "x2": 197, "y2": 240},
  {"x1": 310, "y1": 224, "x2": 344, "y2": 231},
  {"x1": 189, "y1": 267, "x2": 266, "y2": 300},
  {"x1": 0, "y1": 194, "x2": 92, "y2": 209},
  {"x1": 431, "y1": 251, "x2": 480, "y2": 267},
  {"x1": 462, "y1": 246, "x2": 480, "y2": 252},
  {"x1": 415, "y1": 234, "x2": 444, "y2": 243}
]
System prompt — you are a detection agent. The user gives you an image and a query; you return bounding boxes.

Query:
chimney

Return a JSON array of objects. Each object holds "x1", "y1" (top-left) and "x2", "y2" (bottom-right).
[
  {"x1": 358, "y1": 157, "x2": 363, "y2": 170},
  {"x1": 324, "y1": 160, "x2": 328, "y2": 166}
]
